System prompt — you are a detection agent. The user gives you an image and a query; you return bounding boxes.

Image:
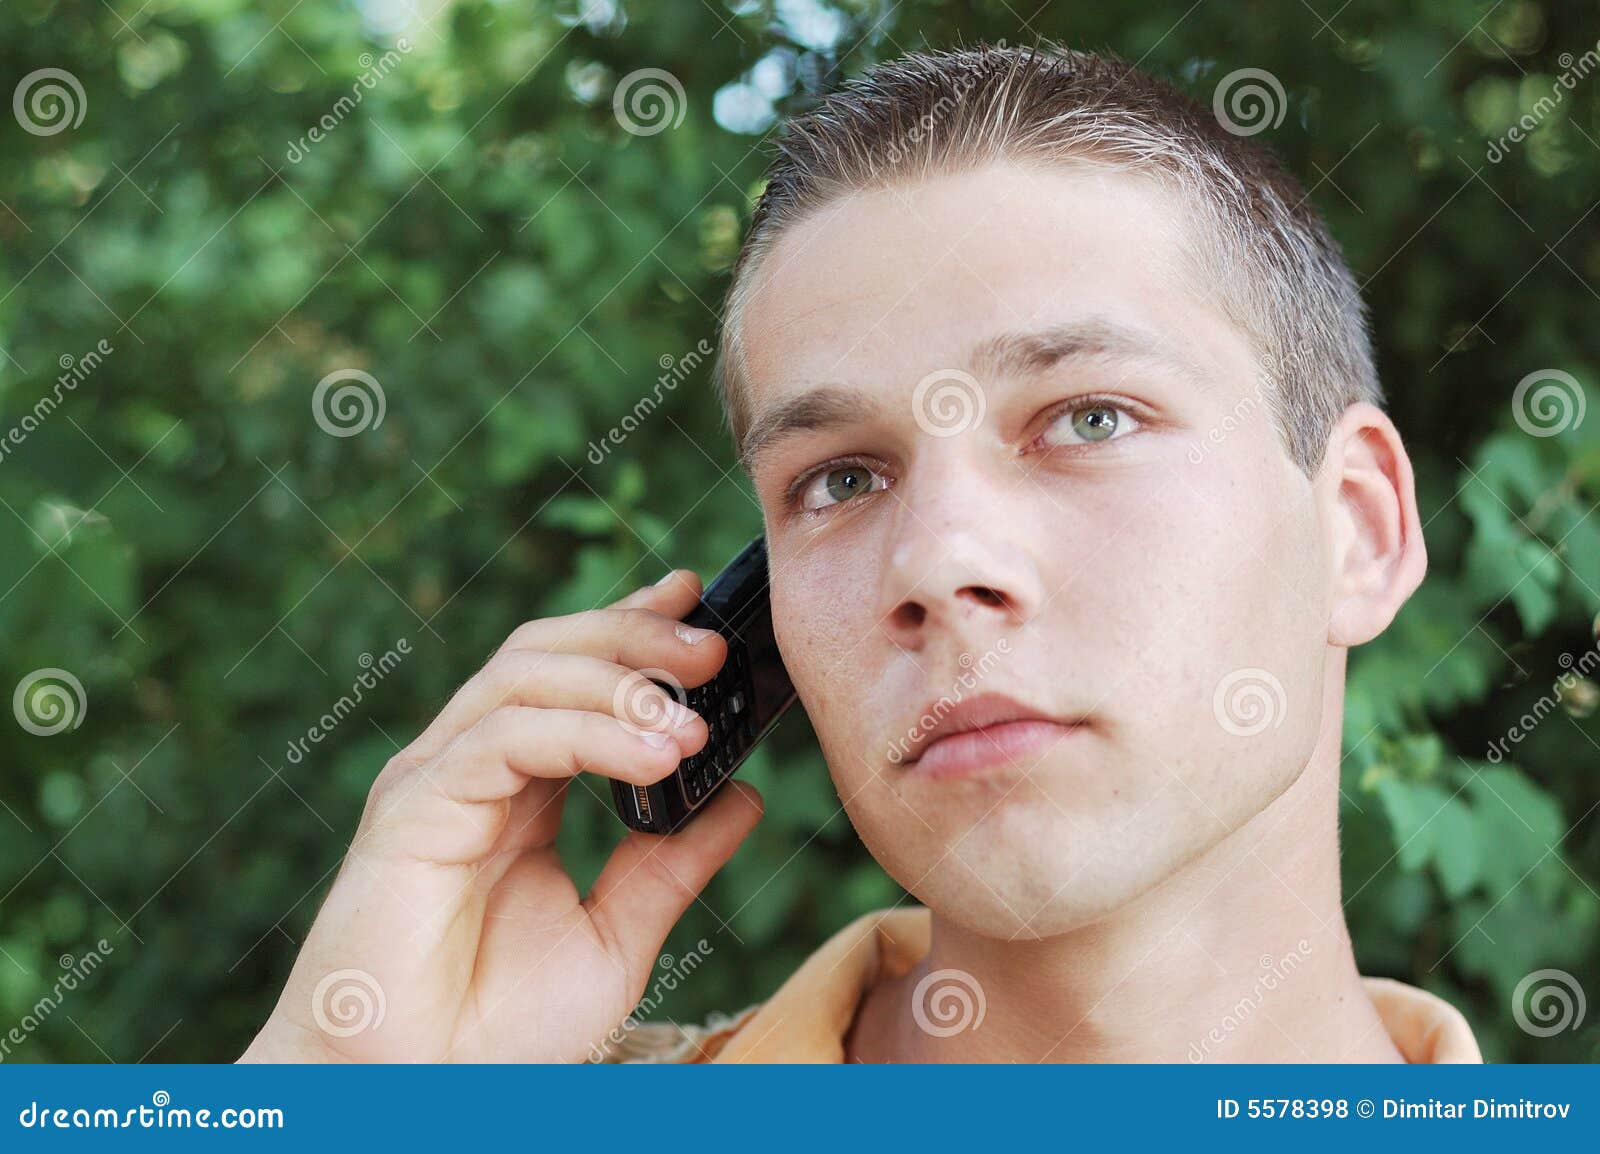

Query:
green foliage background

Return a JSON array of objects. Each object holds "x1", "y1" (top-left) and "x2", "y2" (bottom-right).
[{"x1": 1, "y1": 0, "x2": 1597, "y2": 1063}]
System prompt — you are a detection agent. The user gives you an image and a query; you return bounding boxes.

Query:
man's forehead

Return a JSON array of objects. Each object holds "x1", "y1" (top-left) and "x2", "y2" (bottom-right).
[
  {"x1": 745, "y1": 160, "x2": 1194, "y2": 311},
  {"x1": 728, "y1": 162, "x2": 1210, "y2": 442}
]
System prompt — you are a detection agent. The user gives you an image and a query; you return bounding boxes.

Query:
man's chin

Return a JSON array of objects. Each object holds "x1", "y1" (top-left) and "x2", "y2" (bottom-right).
[
  {"x1": 840, "y1": 751, "x2": 1217, "y2": 938},
  {"x1": 913, "y1": 872, "x2": 1151, "y2": 942},
  {"x1": 888, "y1": 821, "x2": 1184, "y2": 942}
]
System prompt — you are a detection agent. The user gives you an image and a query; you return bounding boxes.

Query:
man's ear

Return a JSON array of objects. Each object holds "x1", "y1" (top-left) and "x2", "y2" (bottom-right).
[{"x1": 1319, "y1": 402, "x2": 1427, "y2": 647}]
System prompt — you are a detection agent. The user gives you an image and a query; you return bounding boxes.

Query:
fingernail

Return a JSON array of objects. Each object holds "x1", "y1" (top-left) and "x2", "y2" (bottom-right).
[
  {"x1": 668, "y1": 701, "x2": 698, "y2": 728},
  {"x1": 655, "y1": 570, "x2": 677, "y2": 587},
  {"x1": 676, "y1": 623, "x2": 714, "y2": 646},
  {"x1": 639, "y1": 729, "x2": 674, "y2": 749}
]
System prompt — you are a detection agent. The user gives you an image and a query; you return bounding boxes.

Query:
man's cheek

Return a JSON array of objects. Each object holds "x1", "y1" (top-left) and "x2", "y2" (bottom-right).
[
  {"x1": 772, "y1": 604, "x2": 876, "y2": 753},
  {"x1": 1068, "y1": 503, "x2": 1321, "y2": 740}
]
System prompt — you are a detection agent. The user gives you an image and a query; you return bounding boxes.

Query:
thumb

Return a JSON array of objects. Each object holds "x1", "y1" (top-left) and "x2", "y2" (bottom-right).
[{"x1": 582, "y1": 781, "x2": 763, "y2": 980}]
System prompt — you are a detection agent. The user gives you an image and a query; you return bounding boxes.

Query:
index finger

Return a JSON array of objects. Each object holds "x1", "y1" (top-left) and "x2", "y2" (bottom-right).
[{"x1": 607, "y1": 568, "x2": 703, "y2": 614}]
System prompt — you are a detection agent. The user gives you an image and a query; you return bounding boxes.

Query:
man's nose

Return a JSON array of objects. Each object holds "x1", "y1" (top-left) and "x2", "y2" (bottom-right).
[{"x1": 874, "y1": 465, "x2": 1043, "y2": 651}]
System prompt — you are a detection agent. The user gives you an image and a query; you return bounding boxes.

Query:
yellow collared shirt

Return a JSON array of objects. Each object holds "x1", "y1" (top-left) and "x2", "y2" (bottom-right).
[{"x1": 600, "y1": 907, "x2": 1482, "y2": 1064}]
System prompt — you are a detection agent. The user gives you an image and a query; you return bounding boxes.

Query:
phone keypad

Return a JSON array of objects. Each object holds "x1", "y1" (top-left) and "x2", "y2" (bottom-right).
[{"x1": 672, "y1": 643, "x2": 756, "y2": 806}]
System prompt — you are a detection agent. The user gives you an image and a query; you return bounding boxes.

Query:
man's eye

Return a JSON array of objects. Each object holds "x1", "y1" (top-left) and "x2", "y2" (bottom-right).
[
  {"x1": 798, "y1": 463, "x2": 887, "y2": 511},
  {"x1": 1041, "y1": 403, "x2": 1138, "y2": 447}
]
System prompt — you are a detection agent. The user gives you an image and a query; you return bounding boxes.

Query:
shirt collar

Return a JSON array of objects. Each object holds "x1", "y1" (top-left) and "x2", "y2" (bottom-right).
[{"x1": 710, "y1": 907, "x2": 1482, "y2": 1063}]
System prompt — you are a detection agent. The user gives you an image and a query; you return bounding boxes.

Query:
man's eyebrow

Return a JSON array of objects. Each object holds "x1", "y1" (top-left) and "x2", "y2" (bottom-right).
[
  {"x1": 739, "y1": 386, "x2": 880, "y2": 472},
  {"x1": 738, "y1": 319, "x2": 1212, "y2": 469},
  {"x1": 971, "y1": 317, "x2": 1214, "y2": 390}
]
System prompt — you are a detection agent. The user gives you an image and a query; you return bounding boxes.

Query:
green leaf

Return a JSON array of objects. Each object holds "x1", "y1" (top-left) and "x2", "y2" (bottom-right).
[
  {"x1": 1430, "y1": 795, "x2": 1482, "y2": 899},
  {"x1": 1373, "y1": 776, "x2": 1453, "y2": 871}
]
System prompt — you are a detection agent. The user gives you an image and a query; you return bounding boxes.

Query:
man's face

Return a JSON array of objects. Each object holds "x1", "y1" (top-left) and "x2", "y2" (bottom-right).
[{"x1": 737, "y1": 162, "x2": 1335, "y2": 938}]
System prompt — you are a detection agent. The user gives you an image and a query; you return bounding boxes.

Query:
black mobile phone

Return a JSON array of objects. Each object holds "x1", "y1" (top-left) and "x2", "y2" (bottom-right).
[{"x1": 610, "y1": 537, "x2": 797, "y2": 835}]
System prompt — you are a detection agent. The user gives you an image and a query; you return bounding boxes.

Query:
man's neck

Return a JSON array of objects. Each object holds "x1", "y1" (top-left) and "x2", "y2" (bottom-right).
[{"x1": 848, "y1": 736, "x2": 1403, "y2": 1064}]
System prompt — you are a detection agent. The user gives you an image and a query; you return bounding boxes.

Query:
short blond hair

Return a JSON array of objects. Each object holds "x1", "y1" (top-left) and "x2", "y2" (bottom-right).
[{"x1": 716, "y1": 44, "x2": 1379, "y2": 474}]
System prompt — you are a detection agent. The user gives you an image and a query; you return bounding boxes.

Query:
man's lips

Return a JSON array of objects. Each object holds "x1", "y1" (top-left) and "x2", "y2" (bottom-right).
[{"x1": 894, "y1": 692, "x2": 1087, "y2": 779}]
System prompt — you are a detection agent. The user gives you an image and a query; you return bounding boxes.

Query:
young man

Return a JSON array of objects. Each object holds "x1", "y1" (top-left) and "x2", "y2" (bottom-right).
[{"x1": 243, "y1": 44, "x2": 1480, "y2": 1064}]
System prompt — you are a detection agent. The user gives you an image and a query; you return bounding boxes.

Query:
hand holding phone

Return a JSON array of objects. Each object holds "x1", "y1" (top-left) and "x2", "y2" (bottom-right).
[
  {"x1": 613, "y1": 538, "x2": 797, "y2": 834},
  {"x1": 243, "y1": 570, "x2": 765, "y2": 1063}
]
